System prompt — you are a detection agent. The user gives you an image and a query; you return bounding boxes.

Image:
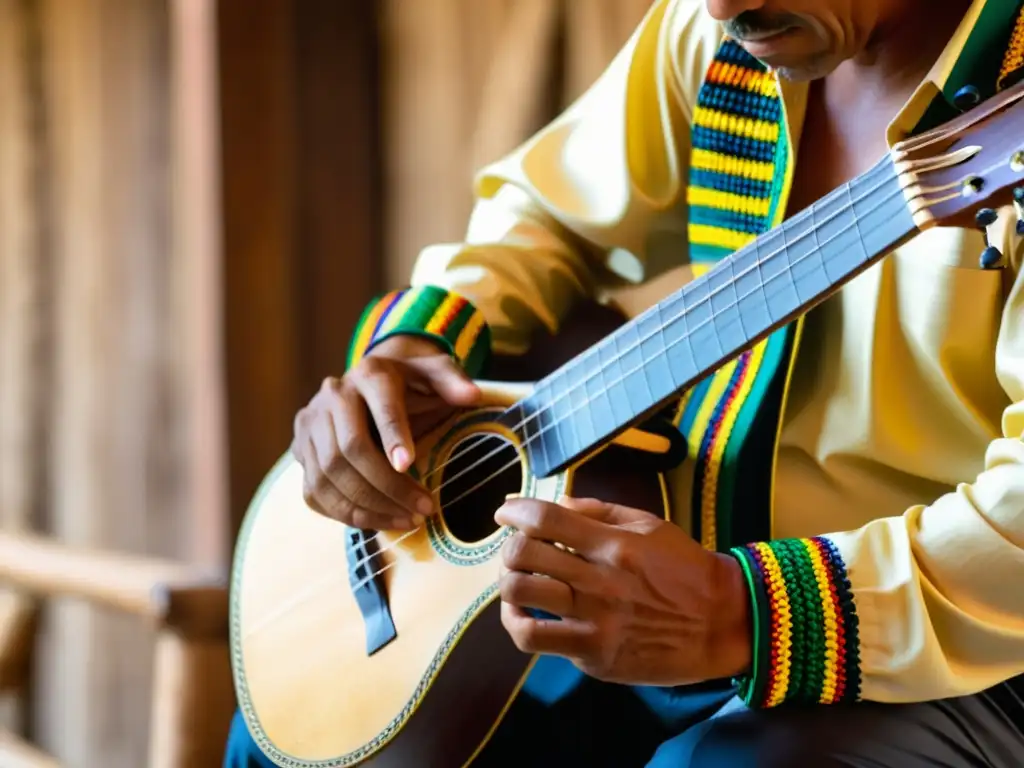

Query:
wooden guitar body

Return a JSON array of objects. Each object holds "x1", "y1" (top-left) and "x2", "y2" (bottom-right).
[{"x1": 230, "y1": 306, "x2": 677, "y2": 768}]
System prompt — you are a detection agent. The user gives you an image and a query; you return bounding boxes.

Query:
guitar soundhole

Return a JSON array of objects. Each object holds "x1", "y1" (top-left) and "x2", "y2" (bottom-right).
[{"x1": 437, "y1": 432, "x2": 522, "y2": 543}]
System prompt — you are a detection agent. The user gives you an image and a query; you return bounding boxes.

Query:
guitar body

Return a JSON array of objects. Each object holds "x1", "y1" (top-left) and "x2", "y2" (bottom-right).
[{"x1": 230, "y1": 304, "x2": 677, "y2": 768}]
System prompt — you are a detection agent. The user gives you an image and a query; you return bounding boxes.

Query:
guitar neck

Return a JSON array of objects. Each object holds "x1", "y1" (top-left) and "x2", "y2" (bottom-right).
[{"x1": 506, "y1": 153, "x2": 919, "y2": 478}]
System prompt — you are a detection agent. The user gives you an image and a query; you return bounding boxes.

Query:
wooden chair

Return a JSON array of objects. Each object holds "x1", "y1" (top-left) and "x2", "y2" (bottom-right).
[{"x1": 0, "y1": 532, "x2": 235, "y2": 767}]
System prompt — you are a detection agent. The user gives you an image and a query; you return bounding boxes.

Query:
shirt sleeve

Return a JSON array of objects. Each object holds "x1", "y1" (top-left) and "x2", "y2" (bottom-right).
[
  {"x1": 730, "y1": 233, "x2": 1024, "y2": 708},
  {"x1": 380, "y1": 0, "x2": 722, "y2": 359}
]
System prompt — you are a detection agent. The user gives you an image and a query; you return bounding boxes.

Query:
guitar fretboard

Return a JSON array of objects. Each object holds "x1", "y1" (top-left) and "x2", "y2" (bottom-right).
[{"x1": 505, "y1": 155, "x2": 918, "y2": 478}]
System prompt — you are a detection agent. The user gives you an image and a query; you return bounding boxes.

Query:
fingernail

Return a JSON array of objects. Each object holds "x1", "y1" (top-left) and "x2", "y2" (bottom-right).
[
  {"x1": 411, "y1": 514, "x2": 425, "y2": 527},
  {"x1": 417, "y1": 495, "x2": 434, "y2": 515},
  {"x1": 391, "y1": 446, "x2": 411, "y2": 472}
]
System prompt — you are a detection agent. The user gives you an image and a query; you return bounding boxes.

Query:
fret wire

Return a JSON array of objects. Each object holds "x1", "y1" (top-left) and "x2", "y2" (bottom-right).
[
  {"x1": 811, "y1": 181, "x2": 826, "y2": 278},
  {"x1": 655, "y1": 302, "x2": 672, "y2": 391},
  {"x1": 725, "y1": 252, "x2": 746, "y2": 347},
  {"x1": 847, "y1": 180, "x2": 864, "y2": 263},
  {"x1": 634, "y1": 321, "x2": 657, "y2": 409},
  {"x1": 431, "y1": 158, "x2": 907, "y2": 487}
]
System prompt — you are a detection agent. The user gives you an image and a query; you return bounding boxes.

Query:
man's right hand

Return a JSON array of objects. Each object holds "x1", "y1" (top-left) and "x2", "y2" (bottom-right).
[{"x1": 292, "y1": 335, "x2": 481, "y2": 531}]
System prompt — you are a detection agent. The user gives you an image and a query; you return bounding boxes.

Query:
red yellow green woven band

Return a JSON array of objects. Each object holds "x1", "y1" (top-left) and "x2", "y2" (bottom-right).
[
  {"x1": 729, "y1": 537, "x2": 861, "y2": 708},
  {"x1": 346, "y1": 286, "x2": 491, "y2": 377}
]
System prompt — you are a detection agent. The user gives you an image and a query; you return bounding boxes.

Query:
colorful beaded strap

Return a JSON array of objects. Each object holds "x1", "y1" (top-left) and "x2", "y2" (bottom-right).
[{"x1": 346, "y1": 286, "x2": 491, "y2": 377}]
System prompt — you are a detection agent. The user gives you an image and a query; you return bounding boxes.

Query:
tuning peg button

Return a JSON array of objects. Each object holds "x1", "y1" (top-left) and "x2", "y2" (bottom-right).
[
  {"x1": 975, "y1": 208, "x2": 1003, "y2": 269},
  {"x1": 976, "y1": 208, "x2": 999, "y2": 228},
  {"x1": 953, "y1": 85, "x2": 982, "y2": 111},
  {"x1": 980, "y1": 246, "x2": 1003, "y2": 269}
]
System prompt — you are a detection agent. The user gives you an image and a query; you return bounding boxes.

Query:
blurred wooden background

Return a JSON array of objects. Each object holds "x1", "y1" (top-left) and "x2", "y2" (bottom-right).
[{"x1": 0, "y1": 1, "x2": 651, "y2": 765}]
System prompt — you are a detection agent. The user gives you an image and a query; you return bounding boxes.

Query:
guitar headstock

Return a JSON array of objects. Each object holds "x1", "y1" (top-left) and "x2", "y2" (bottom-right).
[{"x1": 893, "y1": 78, "x2": 1024, "y2": 232}]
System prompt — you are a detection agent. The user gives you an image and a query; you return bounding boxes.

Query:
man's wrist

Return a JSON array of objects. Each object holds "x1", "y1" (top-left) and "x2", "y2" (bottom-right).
[{"x1": 708, "y1": 551, "x2": 754, "y2": 681}]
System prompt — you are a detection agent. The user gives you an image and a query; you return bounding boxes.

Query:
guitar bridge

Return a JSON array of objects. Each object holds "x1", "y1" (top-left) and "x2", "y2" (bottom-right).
[{"x1": 344, "y1": 529, "x2": 398, "y2": 656}]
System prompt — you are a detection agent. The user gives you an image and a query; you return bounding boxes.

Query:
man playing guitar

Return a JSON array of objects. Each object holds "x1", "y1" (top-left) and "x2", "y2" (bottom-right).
[{"x1": 226, "y1": 0, "x2": 1024, "y2": 765}]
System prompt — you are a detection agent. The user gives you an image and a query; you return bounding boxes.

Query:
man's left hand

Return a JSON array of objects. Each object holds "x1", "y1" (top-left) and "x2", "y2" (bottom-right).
[{"x1": 494, "y1": 496, "x2": 751, "y2": 687}]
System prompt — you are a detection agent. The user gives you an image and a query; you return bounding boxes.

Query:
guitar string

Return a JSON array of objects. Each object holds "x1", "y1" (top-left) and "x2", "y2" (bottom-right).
[
  {"x1": 431, "y1": 138, "x2": 1020, "y2": 497},
  {"x1": 420, "y1": 162, "x2": 900, "y2": 498},
  {"x1": 347, "y1": 147, "x2": 1020, "y2": 578},
  {"x1": 417, "y1": 160, "x2": 896, "y2": 492},
  {"x1": 431, "y1": 184, "x2": 906, "y2": 510},
  {"x1": 347, "y1": 154, "x2": 1018, "y2": 591},
  {"x1": 344, "y1": 169, "x2": 918, "y2": 576}
]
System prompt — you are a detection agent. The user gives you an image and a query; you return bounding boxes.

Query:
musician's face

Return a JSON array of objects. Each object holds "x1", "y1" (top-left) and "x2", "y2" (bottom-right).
[{"x1": 704, "y1": 0, "x2": 872, "y2": 81}]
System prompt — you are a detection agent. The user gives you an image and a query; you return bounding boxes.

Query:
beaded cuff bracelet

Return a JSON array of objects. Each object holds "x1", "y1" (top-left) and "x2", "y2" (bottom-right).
[
  {"x1": 346, "y1": 286, "x2": 491, "y2": 377},
  {"x1": 729, "y1": 538, "x2": 861, "y2": 708}
]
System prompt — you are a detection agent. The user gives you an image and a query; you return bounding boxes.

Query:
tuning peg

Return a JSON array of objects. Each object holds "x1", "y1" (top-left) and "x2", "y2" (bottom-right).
[
  {"x1": 953, "y1": 85, "x2": 982, "y2": 112},
  {"x1": 975, "y1": 208, "x2": 1004, "y2": 269},
  {"x1": 1014, "y1": 187, "x2": 1024, "y2": 236}
]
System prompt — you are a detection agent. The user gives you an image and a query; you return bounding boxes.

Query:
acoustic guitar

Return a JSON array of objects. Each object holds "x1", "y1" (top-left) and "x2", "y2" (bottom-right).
[{"x1": 230, "y1": 79, "x2": 1024, "y2": 768}]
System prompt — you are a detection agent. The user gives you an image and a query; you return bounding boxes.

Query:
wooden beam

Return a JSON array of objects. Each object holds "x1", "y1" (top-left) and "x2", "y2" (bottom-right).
[
  {"x1": 0, "y1": 0, "x2": 50, "y2": 535},
  {"x1": 0, "y1": 729, "x2": 61, "y2": 768},
  {"x1": 218, "y1": 0, "x2": 302, "y2": 533},
  {"x1": 0, "y1": 532, "x2": 226, "y2": 637},
  {"x1": 292, "y1": 0, "x2": 383, "y2": 390},
  {"x1": 218, "y1": 0, "x2": 383, "y2": 532},
  {"x1": 169, "y1": 0, "x2": 229, "y2": 569}
]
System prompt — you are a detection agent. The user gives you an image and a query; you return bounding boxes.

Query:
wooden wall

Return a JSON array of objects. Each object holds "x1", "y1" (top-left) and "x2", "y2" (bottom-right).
[
  {"x1": 0, "y1": 1, "x2": 652, "y2": 764},
  {"x1": 217, "y1": 0, "x2": 383, "y2": 530},
  {"x1": 382, "y1": 0, "x2": 652, "y2": 284},
  {"x1": 0, "y1": 0, "x2": 225, "y2": 765}
]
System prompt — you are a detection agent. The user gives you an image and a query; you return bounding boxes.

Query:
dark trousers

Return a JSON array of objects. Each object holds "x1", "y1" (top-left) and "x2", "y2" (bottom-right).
[{"x1": 224, "y1": 656, "x2": 1024, "y2": 767}]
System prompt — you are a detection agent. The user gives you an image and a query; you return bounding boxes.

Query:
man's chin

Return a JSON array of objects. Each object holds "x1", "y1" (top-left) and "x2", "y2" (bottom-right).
[
  {"x1": 747, "y1": 53, "x2": 835, "y2": 82},
  {"x1": 770, "y1": 64, "x2": 830, "y2": 82}
]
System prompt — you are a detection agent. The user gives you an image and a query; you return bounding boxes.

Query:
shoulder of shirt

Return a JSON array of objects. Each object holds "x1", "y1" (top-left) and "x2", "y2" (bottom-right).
[{"x1": 661, "y1": 0, "x2": 727, "y2": 120}]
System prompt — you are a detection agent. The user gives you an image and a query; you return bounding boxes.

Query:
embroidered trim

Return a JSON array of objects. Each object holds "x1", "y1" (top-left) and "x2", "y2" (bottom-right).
[
  {"x1": 999, "y1": 6, "x2": 1024, "y2": 90},
  {"x1": 730, "y1": 538, "x2": 861, "y2": 708},
  {"x1": 346, "y1": 286, "x2": 491, "y2": 377}
]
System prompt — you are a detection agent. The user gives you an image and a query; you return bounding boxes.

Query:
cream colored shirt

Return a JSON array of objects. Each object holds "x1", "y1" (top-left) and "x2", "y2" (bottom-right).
[{"x1": 411, "y1": 0, "x2": 1024, "y2": 704}]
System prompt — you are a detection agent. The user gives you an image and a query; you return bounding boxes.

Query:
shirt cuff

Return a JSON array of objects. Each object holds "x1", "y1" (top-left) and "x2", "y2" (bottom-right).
[
  {"x1": 346, "y1": 286, "x2": 492, "y2": 377},
  {"x1": 729, "y1": 538, "x2": 862, "y2": 708}
]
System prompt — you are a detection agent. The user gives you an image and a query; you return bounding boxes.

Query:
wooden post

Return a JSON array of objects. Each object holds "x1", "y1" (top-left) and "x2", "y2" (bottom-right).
[
  {"x1": 0, "y1": 0, "x2": 49, "y2": 536},
  {"x1": 0, "y1": 730, "x2": 61, "y2": 768},
  {"x1": 169, "y1": 0, "x2": 229, "y2": 569},
  {"x1": 147, "y1": 633, "x2": 233, "y2": 768},
  {"x1": 218, "y1": 0, "x2": 384, "y2": 532}
]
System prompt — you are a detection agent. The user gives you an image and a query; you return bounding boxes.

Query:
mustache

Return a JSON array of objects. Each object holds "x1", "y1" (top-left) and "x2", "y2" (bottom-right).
[{"x1": 723, "y1": 11, "x2": 802, "y2": 39}]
